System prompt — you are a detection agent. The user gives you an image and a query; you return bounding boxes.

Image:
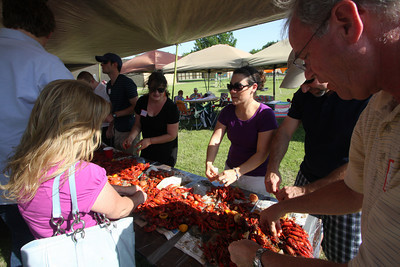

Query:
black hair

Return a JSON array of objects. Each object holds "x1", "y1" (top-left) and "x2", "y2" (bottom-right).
[
  {"x1": 233, "y1": 66, "x2": 266, "y2": 90},
  {"x1": 2, "y1": 0, "x2": 56, "y2": 37}
]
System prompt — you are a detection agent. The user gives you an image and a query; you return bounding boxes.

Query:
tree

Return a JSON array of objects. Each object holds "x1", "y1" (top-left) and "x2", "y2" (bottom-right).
[
  {"x1": 192, "y1": 32, "x2": 237, "y2": 52},
  {"x1": 249, "y1": 40, "x2": 279, "y2": 54}
]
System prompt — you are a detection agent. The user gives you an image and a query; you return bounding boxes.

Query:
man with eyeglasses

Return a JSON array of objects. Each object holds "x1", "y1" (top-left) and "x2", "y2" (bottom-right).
[
  {"x1": 229, "y1": 0, "x2": 400, "y2": 266},
  {"x1": 95, "y1": 53, "x2": 139, "y2": 154},
  {"x1": 264, "y1": 51, "x2": 369, "y2": 263}
]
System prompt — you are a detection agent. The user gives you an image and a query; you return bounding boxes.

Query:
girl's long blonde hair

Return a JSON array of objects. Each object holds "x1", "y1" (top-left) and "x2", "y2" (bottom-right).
[{"x1": 1, "y1": 80, "x2": 110, "y2": 202}]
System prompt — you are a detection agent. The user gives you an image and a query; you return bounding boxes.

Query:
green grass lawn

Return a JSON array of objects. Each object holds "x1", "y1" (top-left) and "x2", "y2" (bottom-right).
[{"x1": 0, "y1": 79, "x2": 304, "y2": 266}]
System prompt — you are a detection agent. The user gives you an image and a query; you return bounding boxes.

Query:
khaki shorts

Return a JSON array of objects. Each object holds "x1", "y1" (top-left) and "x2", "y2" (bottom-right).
[{"x1": 114, "y1": 129, "x2": 140, "y2": 155}]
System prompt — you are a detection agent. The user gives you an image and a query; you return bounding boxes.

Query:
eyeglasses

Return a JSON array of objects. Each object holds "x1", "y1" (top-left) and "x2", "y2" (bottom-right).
[
  {"x1": 227, "y1": 82, "x2": 252, "y2": 91},
  {"x1": 150, "y1": 87, "x2": 166, "y2": 93},
  {"x1": 292, "y1": 15, "x2": 331, "y2": 71}
]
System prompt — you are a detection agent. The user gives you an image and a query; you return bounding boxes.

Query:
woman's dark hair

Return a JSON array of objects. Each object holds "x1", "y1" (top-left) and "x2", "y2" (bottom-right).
[
  {"x1": 146, "y1": 71, "x2": 170, "y2": 98},
  {"x1": 233, "y1": 66, "x2": 266, "y2": 90}
]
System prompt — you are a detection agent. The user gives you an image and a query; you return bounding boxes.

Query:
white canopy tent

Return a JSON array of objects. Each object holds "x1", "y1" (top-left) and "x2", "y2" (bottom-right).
[
  {"x1": 247, "y1": 39, "x2": 292, "y2": 97},
  {"x1": 163, "y1": 44, "x2": 251, "y2": 73},
  {"x1": 247, "y1": 39, "x2": 292, "y2": 67},
  {"x1": 163, "y1": 44, "x2": 251, "y2": 91}
]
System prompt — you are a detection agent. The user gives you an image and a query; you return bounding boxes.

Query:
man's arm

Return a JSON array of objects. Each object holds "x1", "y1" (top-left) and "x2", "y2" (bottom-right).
[
  {"x1": 113, "y1": 96, "x2": 138, "y2": 117},
  {"x1": 261, "y1": 180, "x2": 363, "y2": 236},
  {"x1": 229, "y1": 239, "x2": 345, "y2": 267},
  {"x1": 276, "y1": 163, "x2": 348, "y2": 201},
  {"x1": 265, "y1": 116, "x2": 301, "y2": 194}
]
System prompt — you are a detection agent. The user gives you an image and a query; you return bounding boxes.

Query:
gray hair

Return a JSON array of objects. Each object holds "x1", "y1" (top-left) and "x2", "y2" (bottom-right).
[{"x1": 274, "y1": 0, "x2": 400, "y2": 35}]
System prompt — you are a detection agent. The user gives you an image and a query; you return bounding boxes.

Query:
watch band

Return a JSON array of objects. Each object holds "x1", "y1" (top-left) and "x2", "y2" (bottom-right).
[
  {"x1": 253, "y1": 248, "x2": 268, "y2": 267},
  {"x1": 233, "y1": 167, "x2": 240, "y2": 181}
]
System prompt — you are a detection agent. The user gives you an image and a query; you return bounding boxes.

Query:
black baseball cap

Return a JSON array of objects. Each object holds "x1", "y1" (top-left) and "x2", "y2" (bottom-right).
[{"x1": 95, "y1": 53, "x2": 122, "y2": 69}]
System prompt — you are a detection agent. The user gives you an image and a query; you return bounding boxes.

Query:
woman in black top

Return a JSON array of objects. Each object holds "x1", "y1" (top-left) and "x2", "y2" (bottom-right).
[{"x1": 123, "y1": 71, "x2": 179, "y2": 167}]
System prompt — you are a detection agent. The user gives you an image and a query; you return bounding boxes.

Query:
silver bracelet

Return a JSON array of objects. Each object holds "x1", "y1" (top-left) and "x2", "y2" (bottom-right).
[
  {"x1": 253, "y1": 248, "x2": 268, "y2": 267},
  {"x1": 233, "y1": 168, "x2": 240, "y2": 181}
]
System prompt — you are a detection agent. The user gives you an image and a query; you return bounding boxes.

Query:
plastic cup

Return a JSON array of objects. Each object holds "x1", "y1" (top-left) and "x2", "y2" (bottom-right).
[{"x1": 104, "y1": 147, "x2": 113, "y2": 159}]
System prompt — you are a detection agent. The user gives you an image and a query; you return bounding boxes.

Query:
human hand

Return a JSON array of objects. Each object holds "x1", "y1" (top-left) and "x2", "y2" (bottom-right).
[
  {"x1": 106, "y1": 126, "x2": 114, "y2": 139},
  {"x1": 228, "y1": 239, "x2": 261, "y2": 267},
  {"x1": 259, "y1": 203, "x2": 285, "y2": 237},
  {"x1": 122, "y1": 135, "x2": 134, "y2": 150},
  {"x1": 265, "y1": 171, "x2": 281, "y2": 195},
  {"x1": 132, "y1": 190, "x2": 147, "y2": 210},
  {"x1": 105, "y1": 114, "x2": 114, "y2": 123},
  {"x1": 205, "y1": 162, "x2": 219, "y2": 181},
  {"x1": 136, "y1": 138, "x2": 151, "y2": 152},
  {"x1": 217, "y1": 169, "x2": 237, "y2": 187},
  {"x1": 275, "y1": 186, "x2": 305, "y2": 201}
]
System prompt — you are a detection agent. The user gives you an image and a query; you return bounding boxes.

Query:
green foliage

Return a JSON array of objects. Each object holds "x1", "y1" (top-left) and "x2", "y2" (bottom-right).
[
  {"x1": 192, "y1": 32, "x2": 237, "y2": 52},
  {"x1": 249, "y1": 40, "x2": 279, "y2": 54},
  {"x1": 262, "y1": 41, "x2": 279, "y2": 50}
]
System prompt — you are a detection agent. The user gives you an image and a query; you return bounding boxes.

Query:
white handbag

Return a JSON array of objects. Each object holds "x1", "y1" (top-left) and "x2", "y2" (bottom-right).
[{"x1": 21, "y1": 165, "x2": 136, "y2": 267}]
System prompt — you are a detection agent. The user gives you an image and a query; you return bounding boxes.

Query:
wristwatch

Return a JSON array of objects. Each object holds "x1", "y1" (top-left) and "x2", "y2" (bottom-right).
[
  {"x1": 112, "y1": 113, "x2": 117, "y2": 119},
  {"x1": 253, "y1": 248, "x2": 268, "y2": 267}
]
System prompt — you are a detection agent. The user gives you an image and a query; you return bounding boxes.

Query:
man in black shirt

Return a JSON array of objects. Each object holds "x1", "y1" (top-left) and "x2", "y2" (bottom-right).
[{"x1": 95, "y1": 53, "x2": 139, "y2": 154}]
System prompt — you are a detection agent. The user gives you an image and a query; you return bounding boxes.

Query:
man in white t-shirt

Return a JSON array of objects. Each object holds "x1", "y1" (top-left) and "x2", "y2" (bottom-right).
[{"x1": 77, "y1": 71, "x2": 112, "y2": 146}]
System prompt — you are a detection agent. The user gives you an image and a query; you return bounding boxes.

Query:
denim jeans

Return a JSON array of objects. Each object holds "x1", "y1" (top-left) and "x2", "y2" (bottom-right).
[{"x1": 0, "y1": 204, "x2": 34, "y2": 267}]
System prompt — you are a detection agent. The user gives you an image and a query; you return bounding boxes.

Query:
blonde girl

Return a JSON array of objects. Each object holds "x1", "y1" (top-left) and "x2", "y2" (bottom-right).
[{"x1": 2, "y1": 80, "x2": 146, "y2": 238}]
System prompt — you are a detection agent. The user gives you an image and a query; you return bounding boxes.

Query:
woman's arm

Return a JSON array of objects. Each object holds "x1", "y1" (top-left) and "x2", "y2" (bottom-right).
[
  {"x1": 136, "y1": 122, "x2": 179, "y2": 152},
  {"x1": 91, "y1": 182, "x2": 146, "y2": 219},
  {"x1": 205, "y1": 121, "x2": 226, "y2": 180},
  {"x1": 235, "y1": 129, "x2": 275, "y2": 176},
  {"x1": 217, "y1": 129, "x2": 275, "y2": 186}
]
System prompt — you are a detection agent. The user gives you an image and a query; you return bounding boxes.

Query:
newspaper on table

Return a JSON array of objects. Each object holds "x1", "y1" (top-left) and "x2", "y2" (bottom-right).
[{"x1": 174, "y1": 232, "x2": 206, "y2": 265}]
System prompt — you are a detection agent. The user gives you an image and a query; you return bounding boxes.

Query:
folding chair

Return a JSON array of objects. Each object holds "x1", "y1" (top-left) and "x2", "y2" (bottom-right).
[
  {"x1": 176, "y1": 100, "x2": 193, "y2": 129},
  {"x1": 217, "y1": 93, "x2": 229, "y2": 108}
]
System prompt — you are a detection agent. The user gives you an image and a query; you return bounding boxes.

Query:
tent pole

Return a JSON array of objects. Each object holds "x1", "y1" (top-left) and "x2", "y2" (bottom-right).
[
  {"x1": 172, "y1": 44, "x2": 179, "y2": 98},
  {"x1": 273, "y1": 64, "x2": 276, "y2": 99},
  {"x1": 208, "y1": 69, "x2": 211, "y2": 92},
  {"x1": 98, "y1": 63, "x2": 102, "y2": 82}
]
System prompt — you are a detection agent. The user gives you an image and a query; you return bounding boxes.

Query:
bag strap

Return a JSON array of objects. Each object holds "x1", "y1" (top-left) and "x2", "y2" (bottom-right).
[
  {"x1": 51, "y1": 169, "x2": 66, "y2": 235},
  {"x1": 51, "y1": 164, "x2": 86, "y2": 240}
]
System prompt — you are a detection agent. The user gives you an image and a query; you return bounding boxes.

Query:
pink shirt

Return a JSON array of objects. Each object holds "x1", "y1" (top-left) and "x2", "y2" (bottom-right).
[{"x1": 19, "y1": 162, "x2": 107, "y2": 239}]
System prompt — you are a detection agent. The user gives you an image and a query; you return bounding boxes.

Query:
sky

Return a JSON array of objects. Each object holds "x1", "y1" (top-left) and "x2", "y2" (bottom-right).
[{"x1": 158, "y1": 19, "x2": 287, "y2": 56}]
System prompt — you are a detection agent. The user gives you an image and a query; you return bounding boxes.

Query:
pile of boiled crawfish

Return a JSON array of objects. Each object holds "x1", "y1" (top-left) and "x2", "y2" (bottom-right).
[{"x1": 92, "y1": 151, "x2": 313, "y2": 266}]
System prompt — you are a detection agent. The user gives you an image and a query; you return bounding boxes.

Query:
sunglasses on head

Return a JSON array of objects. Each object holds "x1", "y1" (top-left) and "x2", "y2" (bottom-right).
[
  {"x1": 150, "y1": 87, "x2": 166, "y2": 93},
  {"x1": 227, "y1": 82, "x2": 252, "y2": 91}
]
